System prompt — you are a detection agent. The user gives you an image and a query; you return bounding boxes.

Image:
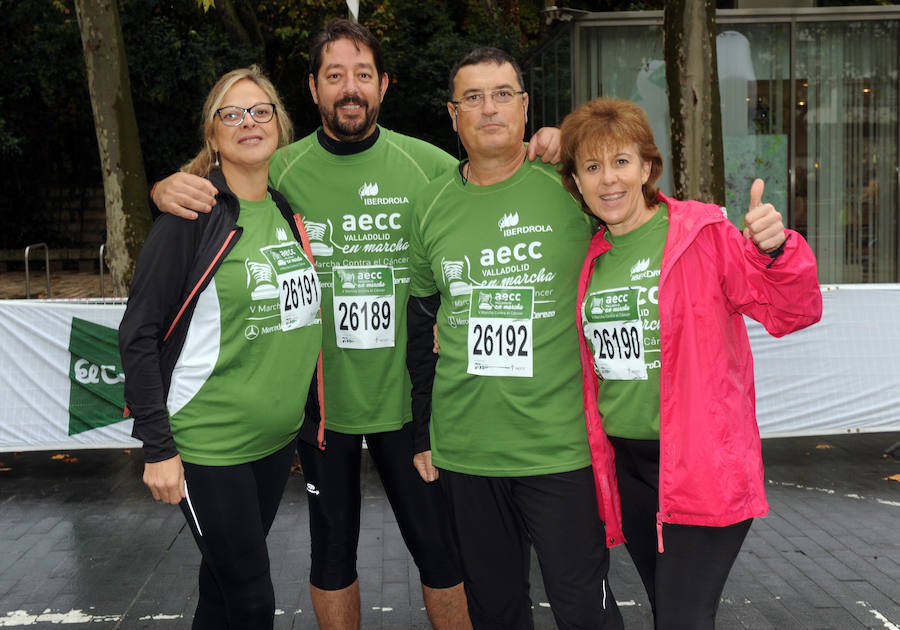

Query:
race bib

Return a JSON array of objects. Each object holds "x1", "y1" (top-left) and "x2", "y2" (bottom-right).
[
  {"x1": 260, "y1": 243, "x2": 321, "y2": 331},
  {"x1": 582, "y1": 288, "x2": 647, "y2": 380},
  {"x1": 332, "y1": 266, "x2": 395, "y2": 349},
  {"x1": 467, "y1": 286, "x2": 533, "y2": 377}
]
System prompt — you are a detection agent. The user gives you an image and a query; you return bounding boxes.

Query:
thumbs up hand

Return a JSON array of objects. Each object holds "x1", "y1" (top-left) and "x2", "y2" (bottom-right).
[{"x1": 742, "y1": 178, "x2": 786, "y2": 253}]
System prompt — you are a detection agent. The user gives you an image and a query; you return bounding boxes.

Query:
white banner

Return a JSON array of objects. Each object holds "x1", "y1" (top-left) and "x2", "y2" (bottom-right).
[
  {"x1": 0, "y1": 300, "x2": 139, "y2": 452},
  {"x1": 752, "y1": 284, "x2": 900, "y2": 437},
  {"x1": 1, "y1": 285, "x2": 898, "y2": 452}
]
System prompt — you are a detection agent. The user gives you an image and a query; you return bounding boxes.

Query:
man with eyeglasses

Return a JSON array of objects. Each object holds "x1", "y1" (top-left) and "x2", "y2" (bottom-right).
[
  {"x1": 406, "y1": 46, "x2": 625, "y2": 630},
  {"x1": 149, "y1": 20, "x2": 560, "y2": 630}
]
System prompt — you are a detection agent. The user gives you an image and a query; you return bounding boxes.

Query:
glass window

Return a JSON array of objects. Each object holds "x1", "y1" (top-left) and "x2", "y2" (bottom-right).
[
  {"x1": 533, "y1": 12, "x2": 900, "y2": 283},
  {"x1": 578, "y1": 25, "x2": 672, "y2": 195},
  {"x1": 795, "y1": 20, "x2": 898, "y2": 282},
  {"x1": 717, "y1": 24, "x2": 791, "y2": 231},
  {"x1": 528, "y1": 33, "x2": 572, "y2": 130}
]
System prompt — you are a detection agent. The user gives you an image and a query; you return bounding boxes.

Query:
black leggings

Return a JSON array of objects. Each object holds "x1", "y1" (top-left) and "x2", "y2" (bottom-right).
[
  {"x1": 440, "y1": 466, "x2": 624, "y2": 630},
  {"x1": 179, "y1": 440, "x2": 295, "y2": 630},
  {"x1": 297, "y1": 423, "x2": 462, "y2": 590},
  {"x1": 610, "y1": 437, "x2": 752, "y2": 630}
]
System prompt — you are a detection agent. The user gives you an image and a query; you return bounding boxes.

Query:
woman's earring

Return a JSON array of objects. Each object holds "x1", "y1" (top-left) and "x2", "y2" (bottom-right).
[{"x1": 214, "y1": 151, "x2": 220, "y2": 168}]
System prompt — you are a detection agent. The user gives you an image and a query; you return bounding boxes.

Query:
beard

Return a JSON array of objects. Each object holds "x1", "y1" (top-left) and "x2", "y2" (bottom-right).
[{"x1": 321, "y1": 95, "x2": 380, "y2": 142}]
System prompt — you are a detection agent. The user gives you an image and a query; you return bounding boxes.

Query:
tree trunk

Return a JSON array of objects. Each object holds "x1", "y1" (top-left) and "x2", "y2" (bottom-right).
[
  {"x1": 214, "y1": 0, "x2": 265, "y2": 58},
  {"x1": 74, "y1": 0, "x2": 150, "y2": 295},
  {"x1": 664, "y1": 0, "x2": 725, "y2": 205}
]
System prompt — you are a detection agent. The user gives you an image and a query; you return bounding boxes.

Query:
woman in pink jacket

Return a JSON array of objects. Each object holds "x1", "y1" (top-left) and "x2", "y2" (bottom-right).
[{"x1": 558, "y1": 98, "x2": 822, "y2": 629}]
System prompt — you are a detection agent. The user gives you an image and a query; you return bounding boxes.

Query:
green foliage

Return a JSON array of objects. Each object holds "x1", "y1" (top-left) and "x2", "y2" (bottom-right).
[
  {"x1": 234, "y1": 0, "x2": 544, "y2": 152},
  {"x1": 0, "y1": 0, "x2": 576, "y2": 250},
  {"x1": 119, "y1": 0, "x2": 260, "y2": 181},
  {"x1": 0, "y1": 0, "x2": 96, "y2": 248},
  {"x1": 360, "y1": 0, "x2": 536, "y2": 153}
]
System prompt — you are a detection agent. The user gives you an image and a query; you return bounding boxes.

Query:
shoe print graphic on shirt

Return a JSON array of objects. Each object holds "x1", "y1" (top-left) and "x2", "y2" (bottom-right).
[
  {"x1": 305, "y1": 218, "x2": 364, "y2": 257},
  {"x1": 245, "y1": 259, "x2": 279, "y2": 300},
  {"x1": 441, "y1": 256, "x2": 481, "y2": 297}
]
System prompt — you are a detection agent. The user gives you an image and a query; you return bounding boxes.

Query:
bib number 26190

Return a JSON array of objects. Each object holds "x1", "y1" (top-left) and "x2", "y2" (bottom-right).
[{"x1": 582, "y1": 288, "x2": 647, "y2": 380}]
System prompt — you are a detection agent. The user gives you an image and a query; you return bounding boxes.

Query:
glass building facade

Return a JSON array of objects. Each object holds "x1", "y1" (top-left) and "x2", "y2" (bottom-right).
[{"x1": 526, "y1": 7, "x2": 899, "y2": 283}]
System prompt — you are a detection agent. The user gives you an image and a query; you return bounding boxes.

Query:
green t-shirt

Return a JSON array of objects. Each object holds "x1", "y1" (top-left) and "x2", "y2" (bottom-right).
[
  {"x1": 168, "y1": 195, "x2": 323, "y2": 465},
  {"x1": 268, "y1": 127, "x2": 455, "y2": 434},
  {"x1": 409, "y1": 159, "x2": 595, "y2": 476},
  {"x1": 582, "y1": 204, "x2": 667, "y2": 439}
]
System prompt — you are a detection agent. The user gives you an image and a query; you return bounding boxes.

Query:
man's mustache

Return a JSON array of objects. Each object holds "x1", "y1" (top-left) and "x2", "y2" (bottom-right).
[
  {"x1": 476, "y1": 118, "x2": 507, "y2": 129},
  {"x1": 335, "y1": 96, "x2": 367, "y2": 109}
]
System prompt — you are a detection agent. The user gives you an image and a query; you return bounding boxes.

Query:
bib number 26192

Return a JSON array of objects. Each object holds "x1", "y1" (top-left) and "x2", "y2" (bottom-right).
[
  {"x1": 467, "y1": 286, "x2": 534, "y2": 377},
  {"x1": 471, "y1": 323, "x2": 529, "y2": 358}
]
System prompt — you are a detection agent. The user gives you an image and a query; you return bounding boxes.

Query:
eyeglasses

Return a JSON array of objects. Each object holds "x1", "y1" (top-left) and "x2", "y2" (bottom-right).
[
  {"x1": 451, "y1": 90, "x2": 524, "y2": 111},
  {"x1": 215, "y1": 103, "x2": 276, "y2": 126}
]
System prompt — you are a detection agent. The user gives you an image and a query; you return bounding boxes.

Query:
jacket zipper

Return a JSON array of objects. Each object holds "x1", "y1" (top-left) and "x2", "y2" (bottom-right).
[{"x1": 163, "y1": 230, "x2": 238, "y2": 342}]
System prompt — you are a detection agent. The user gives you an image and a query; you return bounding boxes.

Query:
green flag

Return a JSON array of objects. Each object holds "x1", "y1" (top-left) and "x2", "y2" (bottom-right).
[{"x1": 68, "y1": 317, "x2": 127, "y2": 436}]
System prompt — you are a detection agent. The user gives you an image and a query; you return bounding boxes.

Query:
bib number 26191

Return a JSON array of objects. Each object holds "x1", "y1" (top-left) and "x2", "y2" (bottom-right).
[
  {"x1": 283, "y1": 274, "x2": 319, "y2": 314},
  {"x1": 260, "y1": 242, "x2": 321, "y2": 331}
]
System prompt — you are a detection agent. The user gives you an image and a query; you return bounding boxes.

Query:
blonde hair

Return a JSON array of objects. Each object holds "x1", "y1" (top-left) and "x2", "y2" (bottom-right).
[
  {"x1": 559, "y1": 97, "x2": 663, "y2": 215},
  {"x1": 182, "y1": 65, "x2": 293, "y2": 176}
]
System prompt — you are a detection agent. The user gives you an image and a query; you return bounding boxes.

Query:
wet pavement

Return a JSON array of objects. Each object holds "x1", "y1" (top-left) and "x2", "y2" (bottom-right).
[
  {"x1": 1, "y1": 432, "x2": 899, "y2": 629},
  {"x1": 2, "y1": 273, "x2": 899, "y2": 628}
]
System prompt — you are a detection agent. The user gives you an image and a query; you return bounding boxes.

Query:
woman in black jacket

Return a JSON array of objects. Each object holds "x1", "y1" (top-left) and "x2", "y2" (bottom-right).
[{"x1": 119, "y1": 66, "x2": 322, "y2": 629}]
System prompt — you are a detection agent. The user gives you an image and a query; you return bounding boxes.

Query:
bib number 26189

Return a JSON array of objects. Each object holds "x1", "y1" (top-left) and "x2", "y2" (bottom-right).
[{"x1": 332, "y1": 266, "x2": 395, "y2": 349}]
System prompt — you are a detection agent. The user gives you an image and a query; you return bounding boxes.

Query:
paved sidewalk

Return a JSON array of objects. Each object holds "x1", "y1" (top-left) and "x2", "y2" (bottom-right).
[
  {"x1": 0, "y1": 270, "x2": 114, "y2": 301},
  {"x1": 1, "y1": 432, "x2": 898, "y2": 629}
]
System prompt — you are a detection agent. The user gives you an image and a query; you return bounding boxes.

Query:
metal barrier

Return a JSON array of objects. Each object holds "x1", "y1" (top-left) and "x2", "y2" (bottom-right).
[
  {"x1": 24, "y1": 243, "x2": 50, "y2": 299},
  {"x1": 99, "y1": 244, "x2": 120, "y2": 298},
  {"x1": 99, "y1": 243, "x2": 106, "y2": 298}
]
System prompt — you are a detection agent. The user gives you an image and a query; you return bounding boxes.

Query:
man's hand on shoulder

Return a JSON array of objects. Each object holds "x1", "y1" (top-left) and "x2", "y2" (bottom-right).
[
  {"x1": 153, "y1": 172, "x2": 218, "y2": 220},
  {"x1": 527, "y1": 127, "x2": 561, "y2": 165}
]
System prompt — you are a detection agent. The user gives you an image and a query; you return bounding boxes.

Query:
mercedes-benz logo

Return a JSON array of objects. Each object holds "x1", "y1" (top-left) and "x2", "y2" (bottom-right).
[{"x1": 244, "y1": 324, "x2": 260, "y2": 340}]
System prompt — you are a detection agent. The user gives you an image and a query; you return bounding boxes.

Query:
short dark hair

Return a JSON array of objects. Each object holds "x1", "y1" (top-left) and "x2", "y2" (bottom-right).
[
  {"x1": 448, "y1": 47, "x2": 524, "y2": 98},
  {"x1": 309, "y1": 18, "x2": 385, "y2": 84}
]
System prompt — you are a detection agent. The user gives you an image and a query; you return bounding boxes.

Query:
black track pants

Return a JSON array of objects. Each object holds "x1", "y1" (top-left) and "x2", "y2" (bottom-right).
[
  {"x1": 179, "y1": 440, "x2": 294, "y2": 630},
  {"x1": 440, "y1": 466, "x2": 624, "y2": 630},
  {"x1": 610, "y1": 437, "x2": 752, "y2": 630}
]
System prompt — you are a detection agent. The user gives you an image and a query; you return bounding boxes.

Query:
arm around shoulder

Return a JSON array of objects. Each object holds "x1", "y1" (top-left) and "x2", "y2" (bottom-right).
[{"x1": 150, "y1": 172, "x2": 218, "y2": 220}]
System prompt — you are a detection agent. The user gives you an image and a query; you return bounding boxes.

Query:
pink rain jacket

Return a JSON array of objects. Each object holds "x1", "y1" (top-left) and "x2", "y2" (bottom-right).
[{"x1": 577, "y1": 193, "x2": 823, "y2": 551}]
